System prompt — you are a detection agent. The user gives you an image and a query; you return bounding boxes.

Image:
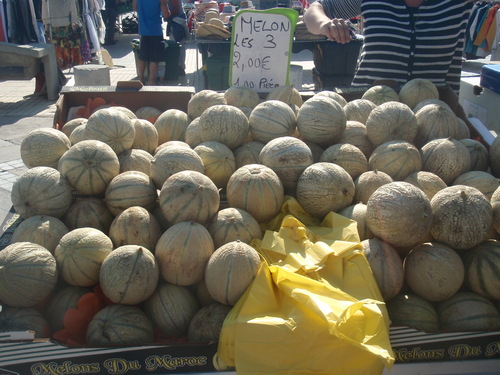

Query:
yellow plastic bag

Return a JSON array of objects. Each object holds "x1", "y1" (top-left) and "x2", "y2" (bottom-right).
[{"x1": 218, "y1": 209, "x2": 395, "y2": 375}]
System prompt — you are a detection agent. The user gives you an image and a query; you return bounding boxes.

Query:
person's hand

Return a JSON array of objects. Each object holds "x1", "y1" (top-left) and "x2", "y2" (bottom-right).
[
  {"x1": 161, "y1": 4, "x2": 171, "y2": 20},
  {"x1": 319, "y1": 18, "x2": 353, "y2": 44}
]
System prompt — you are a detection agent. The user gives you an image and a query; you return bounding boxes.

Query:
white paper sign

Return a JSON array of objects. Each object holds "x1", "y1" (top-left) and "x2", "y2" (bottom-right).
[{"x1": 229, "y1": 8, "x2": 298, "y2": 93}]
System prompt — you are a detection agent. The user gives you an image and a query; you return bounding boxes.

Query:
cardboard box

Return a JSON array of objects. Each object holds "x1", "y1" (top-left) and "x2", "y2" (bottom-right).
[
  {"x1": 2, "y1": 85, "x2": 499, "y2": 375},
  {"x1": 53, "y1": 84, "x2": 196, "y2": 128}
]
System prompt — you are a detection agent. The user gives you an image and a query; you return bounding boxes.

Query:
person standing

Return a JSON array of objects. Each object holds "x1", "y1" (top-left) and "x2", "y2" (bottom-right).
[
  {"x1": 165, "y1": 0, "x2": 188, "y2": 76},
  {"x1": 303, "y1": 0, "x2": 473, "y2": 93},
  {"x1": 102, "y1": 0, "x2": 119, "y2": 45},
  {"x1": 133, "y1": 0, "x2": 170, "y2": 85}
]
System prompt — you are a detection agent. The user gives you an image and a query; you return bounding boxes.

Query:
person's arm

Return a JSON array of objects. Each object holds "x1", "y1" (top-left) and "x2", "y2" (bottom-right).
[
  {"x1": 168, "y1": 0, "x2": 182, "y2": 18},
  {"x1": 303, "y1": 1, "x2": 357, "y2": 44},
  {"x1": 161, "y1": 0, "x2": 171, "y2": 19}
]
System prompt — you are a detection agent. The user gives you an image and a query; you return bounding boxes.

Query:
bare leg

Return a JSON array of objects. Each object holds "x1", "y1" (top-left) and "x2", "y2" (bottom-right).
[
  {"x1": 147, "y1": 61, "x2": 159, "y2": 85},
  {"x1": 137, "y1": 59, "x2": 147, "y2": 83}
]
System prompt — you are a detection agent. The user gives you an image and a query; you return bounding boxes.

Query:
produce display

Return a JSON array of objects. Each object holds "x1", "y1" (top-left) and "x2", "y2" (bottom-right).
[{"x1": 2, "y1": 79, "x2": 500, "y2": 353}]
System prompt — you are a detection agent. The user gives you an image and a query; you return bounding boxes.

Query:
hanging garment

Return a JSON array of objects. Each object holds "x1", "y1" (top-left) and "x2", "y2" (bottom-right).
[
  {"x1": 82, "y1": 0, "x2": 100, "y2": 53},
  {"x1": 0, "y1": 0, "x2": 7, "y2": 42},
  {"x1": 42, "y1": 0, "x2": 79, "y2": 28},
  {"x1": 28, "y1": 0, "x2": 41, "y2": 42},
  {"x1": 52, "y1": 22, "x2": 92, "y2": 69}
]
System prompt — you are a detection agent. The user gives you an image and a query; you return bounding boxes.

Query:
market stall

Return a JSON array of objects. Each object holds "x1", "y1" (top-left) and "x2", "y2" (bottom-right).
[{"x1": 1, "y1": 4, "x2": 500, "y2": 375}]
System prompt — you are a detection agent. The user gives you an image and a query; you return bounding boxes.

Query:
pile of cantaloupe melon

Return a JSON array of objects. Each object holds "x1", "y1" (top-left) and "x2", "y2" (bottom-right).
[{"x1": 1, "y1": 78, "x2": 500, "y2": 347}]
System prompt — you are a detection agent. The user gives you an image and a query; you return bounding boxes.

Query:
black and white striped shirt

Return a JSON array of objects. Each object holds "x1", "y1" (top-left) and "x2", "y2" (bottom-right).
[{"x1": 317, "y1": 0, "x2": 473, "y2": 93}]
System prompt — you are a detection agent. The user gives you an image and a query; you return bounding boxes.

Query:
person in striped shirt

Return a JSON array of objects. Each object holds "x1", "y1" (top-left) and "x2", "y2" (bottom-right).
[{"x1": 303, "y1": 0, "x2": 473, "y2": 93}]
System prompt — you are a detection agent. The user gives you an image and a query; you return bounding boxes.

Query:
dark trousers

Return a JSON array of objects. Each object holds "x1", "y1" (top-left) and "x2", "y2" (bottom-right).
[{"x1": 102, "y1": 7, "x2": 118, "y2": 44}]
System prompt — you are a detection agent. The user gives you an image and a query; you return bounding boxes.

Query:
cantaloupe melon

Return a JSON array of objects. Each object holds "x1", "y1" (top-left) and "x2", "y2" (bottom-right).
[
  {"x1": 343, "y1": 98, "x2": 376, "y2": 124},
  {"x1": 453, "y1": 170, "x2": 500, "y2": 200},
  {"x1": 61, "y1": 118, "x2": 87, "y2": 138},
  {"x1": 11, "y1": 215, "x2": 69, "y2": 254},
  {"x1": 462, "y1": 239, "x2": 500, "y2": 300},
  {"x1": 11, "y1": 166, "x2": 73, "y2": 219},
  {"x1": 414, "y1": 104, "x2": 459, "y2": 147},
  {"x1": 155, "y1": 221, "x2": 215, "y2": 286},
  {"x1": 338, "y1": 120, "x2": 375, "y2": 158},
  {"x1": 63, "y1": 198, "x2": 114, "y2": 233},
  {"x1": 430, "y1": 185, "x2": 493, "y2": 251},
  {"x1": 455, "y1": 117, "x2": 472, "y2": 140},
  {"x1": 108, "y1": 206, "x2": 162, "y2": 250},
  {"x1": 226, "y1": 164, "x2": 284, "y2": 223},
  {"x1": 0, "y1": 306, "x2": 50, "y2": 338},
  {"x1": 154, "y1": 109, "x2": 189, "y2": 144},
  {"x1": 459, "y1": 138, "x2": 489, "y2": 171},
  {"x1": 135, "y1": 106, "x2": 162, "y2": 123},
  {"x1": 361, "y1": 85, "x2": 399, "y2": 105},
  {"x1": 100, "y1": 245, "x2": 159, "y2": 304},
  {"x1": 412, "y1": 99, "x2": 451, "y2": 113},
  {"x1": 248, "y1": 100, "x2": 296, "y2": 143},
  {"x1": 421, "y1": 138, "x2": 471, "y2": 185},
  {"x1": 404, "y1": 242, "x2": 464, "y2": 302},
  {"x1": 437, "y1": 291, "x2": 500, "y2": 332},
  {"x1": 492, "y1": 186, "x2": 500, "y2": 234},
  {"x1": 266, "y1": 85, "x2": 303, "y2": 108},
  {"x1": 296, "y1": 162, "x2": 355, "y2": 218},
  {"x1": 399, "y1": 78, "x2": 439, "y2": 110},
  {"x1": 69, "y1": 124, "x2": 87, "y2": 145},
  {"x1": 57, "y1": 139, "x2": 120, "y2": 196},
  {"x1": 20, "y1": 128, "x2": 71, "y2": 169},
  {"x1": 361, "y1": 237, "x2": 404, "y2": 301},
  {"x1": 54, "y1": 227, "x2": 114, "y2": 287},
  {"x1": 207, "y1": 207, "x2": 262, "y2": 251},
  {"x1": 314, "y1": 90, "x2": 347, "y2": 107},
  {"x1": 187, "y1": 303, "x2": 232, "y2": 342},
  {"x1": 150, "y1": 143, "x2": 205, "y2": 189},
  {"x1": 320, "y1": 143, "x2": 368, "y2": 180},
  {"x1": 86, "y1": 304, "x2": 154, "y2": 346},
  {"x1": 366, "y1": 182, "x2": 432, "y2": 248},
  {"x1": 204, "y1": 240, "x2": 261, "y2": 305},
  {"x1": 118, "y1": 148, "x2": 153, "y2": 176},
  {"x1": 354, "y1": 170, "x2": 393, "y2": 204},
  {"x1": 224, "y1": 85, "x2": 260, "y2": 109},
  {"x1": 368, "y1": 140, "x2": 422, "y2": 181},
  {"x1": 187, "y1": 90, "x2": 226, "y2": 119},
  {"x1": 489, "y1": 134, "x2": 500, "y2": 178},
  {"x1": 233, "y1": 141, "x2": 265, "y2": 168},
  {"x1": 158, "y1": 170, "x2": 220, "y2": 226},
  {"x1": 44, "y1": 285, "x2": 90, "y2": 332},
  {"x1": 365, "y1": 101, "x2": 418, "y2": 147},
  {"x1": 386, "y1": 292, "x2": 439, "y2": 332},
  {"x1": 339, "y1": 203, "x2": 374, "y2": 241},
  {"x1": 198, "y1": 105, "x2": 249, "y2": 150},
  {"x1": 296, "y1": 96, "x2": 346, "y2": 146},
  {"x1": 85, "y1": 108, "x2": 135, "y2": 155},
  {"x1": 404, "y1": 171, "x2": 447, "y2": 201},
  {"x1": 194, "y1": 141, "x2": 236, "y2": 188},
  {"x1": 259, "y1": 136, "x2": 314, "y2": 194},
  {"x1": 104, "y1": 170, "x2": 157, "y2": 216},
  {"x1": 131, "y1": 118, "x2": 159, "y2": 154},
  {"x1": 0, "y1": 242, "x2": 58, "y2": 307},
  {"x1": 144, "y1": 281, "x2": 200, "y2": 337}
]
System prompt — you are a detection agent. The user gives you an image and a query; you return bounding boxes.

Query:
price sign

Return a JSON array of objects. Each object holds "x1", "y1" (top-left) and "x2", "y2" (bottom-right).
[{"x1": 229, "y1": 8, "x2": 298, "y2": 93}]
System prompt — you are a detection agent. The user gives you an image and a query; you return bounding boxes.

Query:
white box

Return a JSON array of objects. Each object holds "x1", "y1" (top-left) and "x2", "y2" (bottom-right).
[{"x1": 459, "y1": 75, "x2": 500, "y2": 135}]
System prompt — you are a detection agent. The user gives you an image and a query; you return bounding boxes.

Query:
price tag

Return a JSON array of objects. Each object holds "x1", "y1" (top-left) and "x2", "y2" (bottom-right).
[{"x1": 229, "y1": 8, "x2": 298, "y2": 93}]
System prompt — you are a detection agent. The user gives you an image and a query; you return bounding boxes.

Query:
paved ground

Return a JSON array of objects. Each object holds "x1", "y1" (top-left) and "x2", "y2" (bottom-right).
[{"x1": 0, "y1": 32, "x2": 316, "y2": 225}]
